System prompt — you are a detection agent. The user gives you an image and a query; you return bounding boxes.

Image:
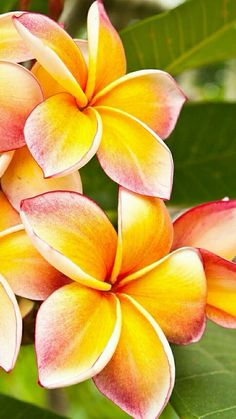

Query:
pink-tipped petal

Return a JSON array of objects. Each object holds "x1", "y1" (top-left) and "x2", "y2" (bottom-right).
[
  {"x1": 0, "y1": 61, "x2": 43, "y2": 153},
  {"x1": 97, "y1": 107, "x2": 173, "y2": 198},
  {"x1": 94, "y1": 294, "x2": 175, "y2": 419},
  {"x1": 0, "y1": 274, "x2": 22, "y2": 372},
  {"x1": 173, "y1": 200, "x2": 236, "y2": 260},
  {"x1": 36, "y1": 283, "x2": 121, "y2": 388},
  {"x1": 24, "y1": 94, "x2": 102, "y2": 178},
  {"x1": 93, "y1": 70, "x2": 186, "y2": 139}
]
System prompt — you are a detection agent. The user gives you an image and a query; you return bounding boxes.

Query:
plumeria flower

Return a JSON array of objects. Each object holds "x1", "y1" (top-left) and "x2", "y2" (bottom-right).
[
  {"x1": 172, "y1": 200, "x2": 236, "y2": 327},
  {"x1": 20, "y1": 188, "x2": 206, "y2": 418},
  {"x1": 13, "y1": 0, "x2": 186, "y2": 198},
  {"x1": 0, "y1": 191, "x2": 69, "y2": 371}
]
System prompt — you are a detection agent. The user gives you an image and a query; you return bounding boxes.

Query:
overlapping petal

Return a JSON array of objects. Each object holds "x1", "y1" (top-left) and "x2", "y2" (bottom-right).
[
  {"x1": 20, "y1": 191, "x2": 117, "y2": 291},
  {"x1": 13, "y1": 13, "x2": 88, "y2": 105},
  {"x1": 111, "y1": 187, "x2": 173, "y2": 282},
  {"x1": 31, "y1": 62, "x2": 65, "y2": 99},
  {"x1": 0, "y1": 12, "x2": 32, "y2": 62},
  {"x1": 0, "y1": 151, "x2": 14, "y2": 177},
  {"x1": 94, "y1": 294, "x2": 174, "y2": 419},
  {"x1": 0, "y1": 273, "x2": 22, "y2": 372},
  {"x1": 1, "y1": 147, "x2": 82, "y2": 211},
  {"x1": 36, "y1": 283, "x2": 121, "y2": 388},
  {"x1": 85, "y1": 0, "x2": 126, "y2": 100},
  {"x1": 0, "y1": 225, "x2": 69, "y2": 300},
  {"x1": 201, "y1": 250, "x2": 236, "y2": 327},
  {"x1": 118, "y1": 248, "x2": 207, "y2": 344},
  {"x1": 0, "y1": 191, "x2": 20, "y2": 232},
  {"x1": 0, "y1": 61, "x2": 43, "y2": 153},
  {"x1": 93, "y1": 70, "x2": 186, "y2": 139},
  {"x1": 172, "y1": 200, "x2": 236, "y2": 260},
  {"x1": 24, "y1": 94, "x2": 102, "y2": 178},
  {"x1": 97, "y1": 107, "x2": 173, "y2": 198}
]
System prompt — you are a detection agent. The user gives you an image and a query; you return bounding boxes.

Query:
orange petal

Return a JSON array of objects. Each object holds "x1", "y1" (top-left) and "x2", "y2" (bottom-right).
[
  {"x1": 118, "y1": 248, "x2": 207, "y2": 344},
  {"x1": 85, "y1": 0, "x2": 126, "y2": 100},
  {"x1": 13, "y1": 13, "x2": 87, "y2": 105},
  {"x1": 0, "y1": 191, "x2": 20, "y2": 233},
  {"x1": 93, "y1": 70, "x2": 186, "y2": 139},
  {"x1": 0, "y1": 226, "x2": 69, "y2": 300},
  {"x1": 0, "y1": 274, "x2": 22, "y2": 372},
  {"x1": 201, "y1": 250, "x2": 236, "y2": 328},
  {"x1": 111, "y1": 187, "x2": 173, "y2": 283},
  {"x1": 31, "y1": 62, "x2": 65, "y2": 99},
  {"x1": 24, "y1": 94, "x2": 102, "y2": 178},
  {"x1": 0, "y1": 151, "x2": 14, "y2": 177},
  {"x1": 0, "y1": 12, "x2": 33, "y2": 62},
  {"x1": 94, "y1": 294, "x2": 175, "y2": 419},
  {"x1": 0, "y1": 61, "x2": 43, "y2": 152},
  {"x1": 2, "y1": 147, "x2": 82, "y2": 211},
  {"x1": 20, "y1": 191, "x2": 117, "y2": 291},
  {"x1": 36, "y1": 283, "x2": 121, "y2": 388},
  {"x1": 97, "y1": 107, "x2": 173, "y2": 198},
  {"x1": 172, "y1": 200, "x2": 236, "y2": 260}
]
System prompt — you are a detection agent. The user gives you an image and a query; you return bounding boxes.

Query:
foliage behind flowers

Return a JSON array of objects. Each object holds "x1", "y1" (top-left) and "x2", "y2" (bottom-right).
[{"x1": 0, "y1": 0, "x2": 235, "y2": 418}]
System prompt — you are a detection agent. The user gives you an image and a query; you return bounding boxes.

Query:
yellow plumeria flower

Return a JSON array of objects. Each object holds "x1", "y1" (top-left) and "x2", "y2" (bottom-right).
[{"x1": 20, "y1": 187, "x2": 207, "y2": 418}]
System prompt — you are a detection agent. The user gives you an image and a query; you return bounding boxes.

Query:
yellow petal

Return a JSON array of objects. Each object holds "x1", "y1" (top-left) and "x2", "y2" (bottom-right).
[
  {"x1": 36, "y1": 283, "x2": 121, "y2": 388},
  {"x1": 0, "y1": 191, "x2": 20, "y2": 233},
  {"x1": 0, "y1": 151, "x2": 14, "y2": 177},
  {"x1": 94, "y1": 294, "x2": 175, "y2": 419}
]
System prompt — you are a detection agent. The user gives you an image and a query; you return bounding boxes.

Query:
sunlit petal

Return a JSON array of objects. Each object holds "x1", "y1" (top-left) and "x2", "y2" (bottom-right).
[
  {"x1": 0, "y1": 12, "x2": 32, "y2": 62},
  {"x1": 0, "y1": 191, "x2": 20, "y2": 233}
]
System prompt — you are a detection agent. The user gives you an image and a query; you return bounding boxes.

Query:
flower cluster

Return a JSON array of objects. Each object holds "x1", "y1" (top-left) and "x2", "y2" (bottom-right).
[{"x1": 0, "y1": 1, "x2": 235, "y2": 418}]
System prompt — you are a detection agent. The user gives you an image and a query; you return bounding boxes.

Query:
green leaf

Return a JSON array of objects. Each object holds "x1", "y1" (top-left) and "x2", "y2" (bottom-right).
[
  {"x1": 167, "y1": 102, "x2": 236, "y2": 206},
  {"x1": 0, "y1": 0, "x2": 17, "y2": 12},
  {"x1": 121, "y1": 0, "x2": 236, "y2": 74},
  {"x1": 171, "y1": 322, "x2": 236, "y2": 418},
  {"x1": 0, "y1": 393, "x2": 65, "y2": 419}
]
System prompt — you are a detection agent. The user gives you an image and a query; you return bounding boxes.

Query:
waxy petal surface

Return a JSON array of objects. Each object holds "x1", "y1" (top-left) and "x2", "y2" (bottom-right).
[
  {"x1": 86, "y1": 0, "x2": 126, "y2": 100},
  {"x1": 0, "y1": 274, "x2": 22, "y2": 372},
  {"x1": 0, "y1": 151, "x2": 14, "y2": 177},
  {"x1": 0, "y1": 62, "x2": 43, "y2": 153},
  {"x1": 0, "y1": 226, "x2": 69, "y2": 300},
  {"x1": 0, "y1": 191, "x2": 20, "y2": 233},
  {"x1": 36, "y1": 283, "x2": 121, "y2": 388},
  {"x1": 0, "y1": 12, "x2": 32, "y2": 62},
  {"x1": 119, "y1": 248, "x2": 207, "y2": 344},
  {"x1": 97, "y1": 107, "x2": 173, "y2": 198},
  {"x1": 172, "y1": 200, "x2": 236, "y2": 260},
  {"x1": 31, "y1": 62, "x2": 65, "y2": 99},
  {"x1": 93, "y1": 70, "x2": 186, "y2": 139},
  {"x1": 2, "y1": 147, "x2": 82, "y2": 211},
  {"x1": 13, "y1": 13, "x2": 87, "y2": 105},
  {"x1": 24, "y1": 94, "x2": 102, "y2": 178},
  {"x1": 20, "y1": 191, "x2": 117, "y2": 290},
  {"x1": 111, "y1": 187, "x2": 173, "y2": 282},
  {"x1": 24, "y1": 93, "x2": 101, "y2": 177},
  {"x1": 94, "y1": 294, "x2": 174, "y2": 419},
  {"x1": 202, "y1": 250, "x2": 236, "y2": 328}
]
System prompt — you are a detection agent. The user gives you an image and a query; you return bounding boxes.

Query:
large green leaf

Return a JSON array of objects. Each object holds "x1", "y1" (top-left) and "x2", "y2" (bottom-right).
[
  {"x1": 0, "y1": 394, "x2": 65, "y2": 419},
  {"x1": 168, "y1": 102, "x2": 236, "y2": 206},
  {"x1": 121, "y1": 0, "x2": 236, "y2": 74},
  {"x1": 172, "y1": 322, "x2": 236, "y2": 418}
]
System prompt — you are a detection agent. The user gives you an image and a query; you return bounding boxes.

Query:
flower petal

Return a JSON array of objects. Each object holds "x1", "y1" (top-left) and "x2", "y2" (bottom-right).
[
  {"x1": 85, "y1": 0, "x2": 126, "y2": 100},
  {"x1": 0, "y1": 61, "x2": 43, "y2": 153},
  {"x1": 0, "y1": 191, "x2": 20, "y2": 233},
  {"x1": 172, "y1": 200, "x2": 236, "y2": 260},
  {"x1": 0, "y1": 226, "x2": 69, "y2": 300},
  {"x1": 20, "y1": 191, "x2": 117, "y2": 291},
  {"x1": 118, "y1": 248, "x2": 207, "y2": 344},
  {"x1": 1, "y1": 147, "x2": 82, "y2": 211},
  {"x1": 0, "y1": 151, "x2": 14, "y2": 177},
  {"x1": 13, "y1": 13, "x2": 87, "y2": 105},
  {"x1": 94, "y1": 294, "x2": 175, "y2": 419},
  {"x1": 97, "y1": 107, "x2": 173, "y2": 198},
  {"x1": 24, "y1": 94, "x2": 102, "y2": 178},
  {"x1": 0, "y1": 12, "x2": 33, "y2": 62},
  {"x1": 93, "y1": 70, "x2": 186, "y2": 139},
  {"x1": 36, "y1": 283, "x2": 121, "y2": 388},
  {"x1": 0, "y1": 274, "x2": 22, "y2": 372},
  {"x1": 201, "y1": 250, "x2": 236, "y2": 328},
  {"x1": 31, "y1": 62, "x2": 65, "y2": 99},
  {"x1": 111, "y1": 187, "x2": 173, "y2": 282}
]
